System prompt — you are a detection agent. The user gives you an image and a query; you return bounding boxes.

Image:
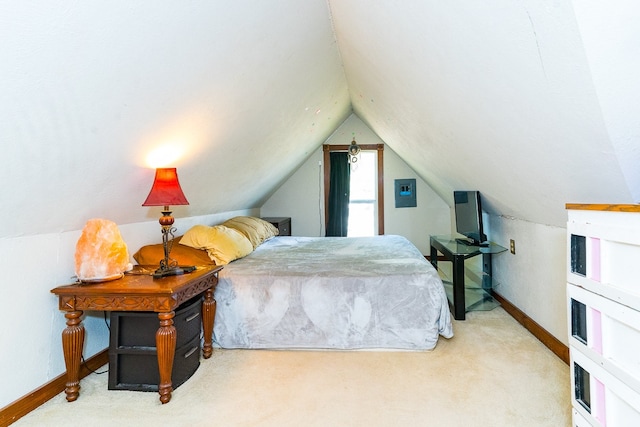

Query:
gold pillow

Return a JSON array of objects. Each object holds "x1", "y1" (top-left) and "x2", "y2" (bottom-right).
[
  {"x1": 180, "y1": 224, "x2": 253, "y2": 265},
  {"x1": 133, "y1": 236, "x2": 215, "y2": 266},
  {"x1": 222, "y1": 216, "x2": 279, "y2": 249}
]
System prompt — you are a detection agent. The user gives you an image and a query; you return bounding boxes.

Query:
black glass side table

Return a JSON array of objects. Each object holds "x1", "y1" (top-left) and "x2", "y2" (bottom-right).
[{"x1": 430, "y1": 235, "x2": 507, "y2": 320}]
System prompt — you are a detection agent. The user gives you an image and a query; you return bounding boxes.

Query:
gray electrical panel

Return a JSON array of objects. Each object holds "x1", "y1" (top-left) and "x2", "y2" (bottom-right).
[{"x1": 395, "y1": 179, "x2": 416, "y2": 208}]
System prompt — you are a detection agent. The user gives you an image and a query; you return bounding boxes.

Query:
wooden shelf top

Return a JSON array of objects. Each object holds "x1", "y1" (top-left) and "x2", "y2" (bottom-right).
[{"x1": 566, "y1": 203, "x2": 640, "y2": 212}]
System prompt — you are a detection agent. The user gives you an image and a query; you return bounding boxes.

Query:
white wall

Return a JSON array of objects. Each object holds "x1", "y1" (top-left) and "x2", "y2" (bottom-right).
[
  {"x1": 0, "y1": 209, "x2": 255, "y2": 409},
  {"x1": 488, "y1": 215, "x2": 568, "y2": 345},
  {"x1": 571, "y1": 0, "x2": 640, "y2": 202},
  {"x1": 260, "y1": 149, "x2": 326, "y2": 238},
  {"x1": 384, "y1": 146, "x2": 451, "y2": 255},
  {"x1": 261, "y1": 114, "x2": 450, "y2": 254}
]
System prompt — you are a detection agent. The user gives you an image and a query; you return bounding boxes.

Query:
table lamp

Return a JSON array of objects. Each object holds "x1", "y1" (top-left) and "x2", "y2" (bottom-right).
[{"x1": 142, "y1": 167, "x2": 195, "y2": 278}]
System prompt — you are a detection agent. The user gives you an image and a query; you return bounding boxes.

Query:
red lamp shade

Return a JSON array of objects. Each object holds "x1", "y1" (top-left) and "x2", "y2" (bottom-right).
[{"x1": 142, "y1": 168, "x2": 189, "y2": 207}]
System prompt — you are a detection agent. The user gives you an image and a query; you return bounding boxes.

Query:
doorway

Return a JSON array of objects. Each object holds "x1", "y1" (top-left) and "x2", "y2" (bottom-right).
[
  {"x1": 347, "y1": 151, "x2": 377, "y2": 236},
  {"x1": 323, "y1": 143, "x2": 384, "y2": 236}
]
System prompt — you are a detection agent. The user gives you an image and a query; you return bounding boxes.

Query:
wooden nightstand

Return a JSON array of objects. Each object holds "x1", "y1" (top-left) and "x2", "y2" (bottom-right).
[
  {"x1": 51, "y1": 265, "x2": 222, "y2": 404},
  {"x1": 261, "y1": 217, "x2": 291, "y2": 236}
]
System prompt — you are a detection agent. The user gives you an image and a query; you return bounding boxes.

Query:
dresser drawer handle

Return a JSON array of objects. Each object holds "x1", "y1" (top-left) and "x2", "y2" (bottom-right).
[
  {"x1": 184, "y1": 346, "x2": 198, "y2": 359},
  {"x1": 185, "y1": 312, "x2": 200, "y2": 322}
]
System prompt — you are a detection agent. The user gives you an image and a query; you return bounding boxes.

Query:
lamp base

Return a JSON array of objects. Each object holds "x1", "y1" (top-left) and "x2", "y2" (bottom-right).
[{"x1": 152, "y1": 265, "x2": 196, "y2": 279}]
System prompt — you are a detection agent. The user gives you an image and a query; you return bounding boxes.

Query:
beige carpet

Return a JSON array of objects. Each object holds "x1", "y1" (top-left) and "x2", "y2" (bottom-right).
[{"x1": 14, "y1": 307, "x2": 571, "y2": 426}]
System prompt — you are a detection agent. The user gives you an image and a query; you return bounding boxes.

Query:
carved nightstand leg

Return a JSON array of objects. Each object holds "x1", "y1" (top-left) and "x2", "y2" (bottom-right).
[
  {"x1": 156, "y1": 311, "x2": 176, "y2": 404},
  {"x1": 202, "y1": 287, "x2": 216, "y2": 359},
  {"x1": 62, "y1": 310, "x2": 84, "y2": 402}
]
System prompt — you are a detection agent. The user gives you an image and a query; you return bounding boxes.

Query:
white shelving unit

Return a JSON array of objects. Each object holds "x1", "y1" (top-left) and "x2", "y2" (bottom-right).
[{"x1": 566, "y1": 204, "x2": 640, "y2": 427}]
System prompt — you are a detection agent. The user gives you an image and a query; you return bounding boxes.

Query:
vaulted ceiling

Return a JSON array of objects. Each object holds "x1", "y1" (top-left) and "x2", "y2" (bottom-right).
[
  {"x1": 2, "y1": 1, "x2": 637, "y2": 239},
  {"x1": 330, "y1": 0, "x2": 637, "y2": 226}
]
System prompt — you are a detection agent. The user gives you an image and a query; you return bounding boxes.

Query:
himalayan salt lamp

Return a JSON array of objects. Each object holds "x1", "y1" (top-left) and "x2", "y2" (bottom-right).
[{"x1": 75, "y1": 219, "x2": 132, "y2": 282}]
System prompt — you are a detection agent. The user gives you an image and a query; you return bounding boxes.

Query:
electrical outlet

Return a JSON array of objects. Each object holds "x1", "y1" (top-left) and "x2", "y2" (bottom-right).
[{"x1": 510, "y1": 239, "x2": 516, "y2": 254}]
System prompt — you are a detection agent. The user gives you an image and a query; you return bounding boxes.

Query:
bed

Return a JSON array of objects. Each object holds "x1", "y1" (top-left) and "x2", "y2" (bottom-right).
[
  {"x1": 133, "y1": 217, "x2": 453, "y2": 350},
  {"x1": 212, "y1": 235, "x2": 453, "y2": 350}
]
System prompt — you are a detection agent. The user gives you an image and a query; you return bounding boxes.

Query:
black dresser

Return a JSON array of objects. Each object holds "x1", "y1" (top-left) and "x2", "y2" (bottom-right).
[
  {"x1": 108, "y1": 295, "x2": 203, "y2": 392},
  {"x1": 261, "y1": 216, "x2": 291, "y2": 236}
]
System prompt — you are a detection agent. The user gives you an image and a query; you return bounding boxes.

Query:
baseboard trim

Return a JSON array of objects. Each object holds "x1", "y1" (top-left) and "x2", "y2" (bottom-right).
[
  {"x1": 0, "y1": 349, "x2": 109, "y2": 427},
  {"x1": 492, "y1": 291, "x2": 569, "y2": 365}
]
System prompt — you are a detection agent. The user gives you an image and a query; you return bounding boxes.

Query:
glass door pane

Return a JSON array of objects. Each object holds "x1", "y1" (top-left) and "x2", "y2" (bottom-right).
[{"x1": 348, "y1": 151, "x2": 376, "y2": 237}]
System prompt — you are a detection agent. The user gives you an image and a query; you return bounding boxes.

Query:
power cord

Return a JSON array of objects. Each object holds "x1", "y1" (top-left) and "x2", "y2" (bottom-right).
[
  {"x1": 81, "y1": 354, "x2": 108, "y2": 375},
  {"x1": 103, "y1": 310, "x2": 110, "y2": 332},
  {"x1": 79, "y1": 311, "x2": 110, "y2": 375}
]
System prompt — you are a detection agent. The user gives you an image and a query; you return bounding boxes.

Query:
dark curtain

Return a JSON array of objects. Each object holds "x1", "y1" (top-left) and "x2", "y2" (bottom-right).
[{"x1": 326, "y1": 152, "x2": 351, "y2": 237}]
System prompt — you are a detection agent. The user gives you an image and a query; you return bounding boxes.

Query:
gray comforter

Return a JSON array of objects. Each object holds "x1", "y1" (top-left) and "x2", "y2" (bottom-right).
[{"x1": 213, "y1": 235, "x2": 453, "y2": 350}]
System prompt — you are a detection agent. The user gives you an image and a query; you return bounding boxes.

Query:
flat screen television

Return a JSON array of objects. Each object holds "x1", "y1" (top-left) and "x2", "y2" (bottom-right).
[{"x1": 454, "y1": 190, "x2": 488, "y2": 246}]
